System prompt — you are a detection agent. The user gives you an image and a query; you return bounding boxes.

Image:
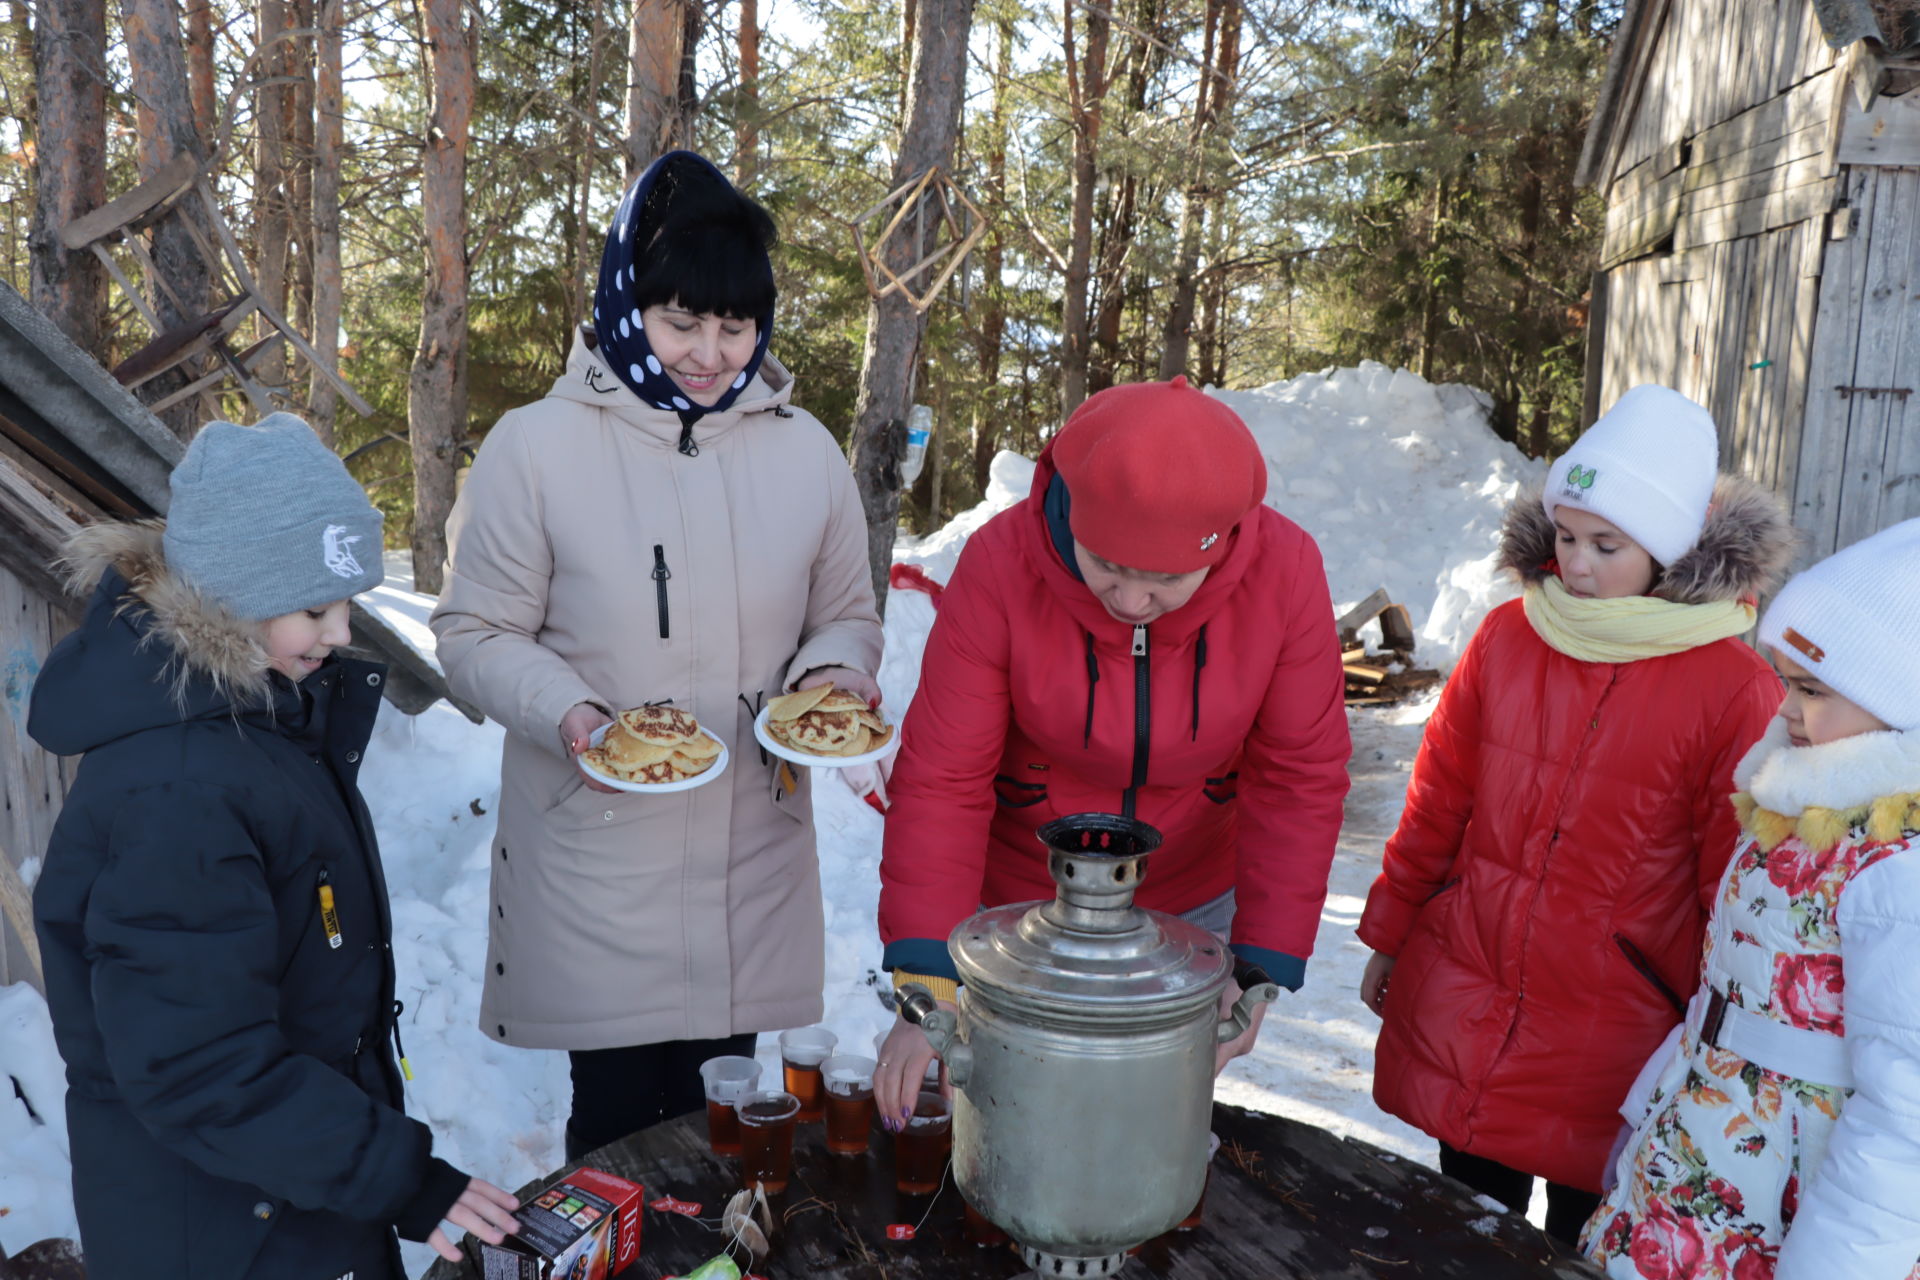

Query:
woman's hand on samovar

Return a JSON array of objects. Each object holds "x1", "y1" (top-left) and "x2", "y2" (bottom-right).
[
  {"x1": 875, "y1": 1004, "x2": 950, "y2": 1128},
  {"x1": 1214, "y1": 981, "x2": 1270, "y2": 1073}
]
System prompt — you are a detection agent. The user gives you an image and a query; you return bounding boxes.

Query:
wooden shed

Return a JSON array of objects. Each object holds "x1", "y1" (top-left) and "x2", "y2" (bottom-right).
[
  {"x1": 0, "y1": 280, "x2": 470, "y2": 995},
  {"x1": 1579, "y1": 0, "x2": 1920, "y2": 560}
]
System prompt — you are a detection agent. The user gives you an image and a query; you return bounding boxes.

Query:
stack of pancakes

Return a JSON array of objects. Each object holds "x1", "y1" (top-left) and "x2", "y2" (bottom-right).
[
  {"x1": 763, "y1": 684, "x2": 892, "y2": 758},
  {"x1": 582, "y1": 706, "x2": 723, "y2": 785}
]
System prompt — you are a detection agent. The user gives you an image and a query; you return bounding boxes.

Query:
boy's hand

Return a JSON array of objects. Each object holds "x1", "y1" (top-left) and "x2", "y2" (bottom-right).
[
  {"x1": 427, "y1": 1177, "x2": 520, "y2": 1261},
  {"x1": 1361, "y1": 951, "x2": 1397, "y2": 1015}
]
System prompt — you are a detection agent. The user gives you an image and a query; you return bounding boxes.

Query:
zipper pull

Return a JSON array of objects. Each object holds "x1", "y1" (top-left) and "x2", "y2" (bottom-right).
[
  {"x1": 317, "y1": 868, "x2": 343, "y2": 950},
  {"x1": 1131, "y1": 624, "x2": 1147, "y2": 658},
  {"x1": 392, "y1": 1000, "x2": 414, "y2": 1081}
]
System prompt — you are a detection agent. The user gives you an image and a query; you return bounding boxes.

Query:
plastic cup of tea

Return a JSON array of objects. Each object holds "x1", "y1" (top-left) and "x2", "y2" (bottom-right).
[
  {"x1": 736, "y1": 1090, "x2": 802, "y2": 1194},
  {"x1": 893, "y1": 1089, "x2": 952, "y2": 1195},
  {"x1": 698, "y1": 1055, "x2": 762, "y2": 1157},
  {"x1": 820, "y1": 1054, "x2": 877, "y2": 1155},
  {"x1": 780, "y1": 1026, "x2": 837, "y2": 1122}
]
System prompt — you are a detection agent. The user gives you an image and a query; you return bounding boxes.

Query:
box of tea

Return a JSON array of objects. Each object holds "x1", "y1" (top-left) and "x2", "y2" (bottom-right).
[{"x1": 474, "y1": 1168, "x2": 644, "y2": 1280}]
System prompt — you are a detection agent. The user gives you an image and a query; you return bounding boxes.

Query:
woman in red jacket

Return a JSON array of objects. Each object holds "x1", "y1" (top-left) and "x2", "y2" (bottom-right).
[
  {"x1": 873, "y1": 377, "x2": 1351, "y2": 1122},
  {"x1": 1357, "y1": 386, "x2": 1794, "y2": 1245}
]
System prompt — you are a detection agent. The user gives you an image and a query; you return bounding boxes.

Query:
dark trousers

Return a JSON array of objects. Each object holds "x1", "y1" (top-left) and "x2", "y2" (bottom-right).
[
  {"x1": 1438, "y1": 1142, "x2": 1601, "y2": 1248},
  {"x1": 567, "y1": 1032, "x2": 759, "y2": 1160}
]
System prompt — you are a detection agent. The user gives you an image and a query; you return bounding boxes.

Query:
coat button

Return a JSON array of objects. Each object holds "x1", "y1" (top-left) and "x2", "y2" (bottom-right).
[
  {"x1": 368, "y1": 672, "x2": 382, "y2": 687},
  {"x1": 497, "y1": 1025, "x2": 506, "y2": 1037},
  {"x1": 252, "y1": 1201, "x2": 273, "y2": 1220},
  {"x1": 495, "y1": 962, "x2": 505, "y2": 975},
  {"x1": 496, "y1": 904, "x2": 504, "y2": 917},
  {"x1": 603, "y1": 810, "x2": 614, "y2": 821},
  {"x1": 345, "y1": 749, "x2": 361, "y2": 763}
]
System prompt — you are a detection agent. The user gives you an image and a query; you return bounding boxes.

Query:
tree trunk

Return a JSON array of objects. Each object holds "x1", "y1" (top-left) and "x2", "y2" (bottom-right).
[
  {"x1": 1159, "y1": 0, "x2": 1238, "y2": 381},
  {"x1": 289, "y1": 0, "x2": 315, "y2": 345},
  {"x1": 184, "y1": 0, "x2": 215, "y2": 144},
  {"x1": 122, "y1": 0, "x2": 212, "y2": 438},
  {"x1": 969, "y1": 14, "x2": 1013, "y2": 498},
  {"x1": 624, "y1": 0, "x2": 684, "y2": 177},
  {"x1": 29, "y1": 0, "x2": 108, "y2": 354},
  {"x1": 307, "y1": 0, "x2": 343, "y2": 446},
  {"x1": 848, "y1": 0, "x2": 975, "y2": 613},
  {"x1": 255, "y1": 0, "x2": 292, "y2": 388},
  {"x1": 569, "y1": 0, "x2": 608, "y2": 329},
  {"x1": 736, "y1": 0, "x2": 758, "y2": 186},
  {"x1": 408, "y1": 0, "x2": 474, "y2": 594},
  {"x1": 1058, "y1": 0, "x2": 1109, "y2": 417}
]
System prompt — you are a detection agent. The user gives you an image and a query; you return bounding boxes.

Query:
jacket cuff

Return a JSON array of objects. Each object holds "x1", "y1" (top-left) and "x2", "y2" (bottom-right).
[
  {"x1": 892, "y1": 970, "x2": 960, "y2": 1004},
  {"x1": 882, "y1": 938, "x2": 959, "y2": 983},
  {"x1": 782, "y1": 645, "x2": 873, "y2": 693},
  {"x1": 1228, "y1": 944, "x2": 1306, "y2": 993},
  {"x1": 392, "y1": 1156, "x2": 471, "y2": 1242},
  {"x1": 1356, "y1": 877, "x2": 1420, "y2": 956}
]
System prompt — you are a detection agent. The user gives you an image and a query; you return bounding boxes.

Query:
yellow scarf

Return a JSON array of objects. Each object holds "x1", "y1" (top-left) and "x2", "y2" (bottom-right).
[{"x1": 1521, "y1": 575, "x2": 1754, "y2": 663}]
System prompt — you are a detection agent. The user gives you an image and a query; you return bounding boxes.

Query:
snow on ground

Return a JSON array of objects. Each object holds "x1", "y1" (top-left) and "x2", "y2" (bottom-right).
[{"x1": 0, "y1": 362, "x2": 1542, "y2": 1266}]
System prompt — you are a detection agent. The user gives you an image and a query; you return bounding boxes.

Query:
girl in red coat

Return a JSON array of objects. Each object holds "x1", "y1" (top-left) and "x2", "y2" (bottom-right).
[
  {"x1": 873, "y1": 378, "x2": 1352, "y2": 1121},
  {"x1": 1357, "y1": 385, "x2": 1794, "y2": 1244}
]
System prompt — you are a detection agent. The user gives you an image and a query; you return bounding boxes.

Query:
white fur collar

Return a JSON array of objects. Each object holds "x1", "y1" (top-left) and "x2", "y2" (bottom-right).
[{"x1": 1734, "y1": 717, "x2": 1920, "y2": 816}]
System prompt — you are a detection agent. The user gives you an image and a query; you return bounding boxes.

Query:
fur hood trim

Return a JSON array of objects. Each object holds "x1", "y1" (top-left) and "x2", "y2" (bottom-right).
[
  {"x1": 1729, "y1": 716, "x2": 1920, "y2": 851},
  {"x1": 59, "y1": 521, "x2": 276, "y2": 708},
  {"x1": 1498, "y1": 472, "x2": 1796, "y2": 605}
]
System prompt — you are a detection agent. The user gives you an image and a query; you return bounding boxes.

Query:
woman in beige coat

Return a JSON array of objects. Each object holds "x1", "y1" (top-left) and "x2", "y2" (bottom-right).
[{"x1": 431, "y1": 152, "x2": 883, "y2": 1159}]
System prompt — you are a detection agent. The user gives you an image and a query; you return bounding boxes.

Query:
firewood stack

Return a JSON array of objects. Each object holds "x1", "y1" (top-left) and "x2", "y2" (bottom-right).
[{"x1": 1337, "y1": 588, "x2": 1442, "y2": 706}]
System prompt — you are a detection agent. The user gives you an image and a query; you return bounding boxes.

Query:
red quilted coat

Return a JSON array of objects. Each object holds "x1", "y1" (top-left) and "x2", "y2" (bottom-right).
[
  {"x1": 1358, "y1": 477, "x2": 1793, "y2": 1192},
  {"x1": 879, "y1": 445, "x2": 1351, "y2": 989}
]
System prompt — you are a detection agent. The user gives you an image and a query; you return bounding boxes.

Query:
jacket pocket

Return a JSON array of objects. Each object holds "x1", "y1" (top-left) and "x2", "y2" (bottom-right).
[
  {"x1": 1203, "y1": 770, "x2": 1240, "y2": 805},
  {"x1": 1614, "y1": 932, "x2": 1686, "y2": 1018},
  {"x1": 543, "y1": 770, "x2": 588, "y2": 814},
  {"x1": 1424, "y1": 876, "x2": 1461, "y2": 904},
  {"x1": 993, "y1": 774, "x2": 1049, "y2": 809}
]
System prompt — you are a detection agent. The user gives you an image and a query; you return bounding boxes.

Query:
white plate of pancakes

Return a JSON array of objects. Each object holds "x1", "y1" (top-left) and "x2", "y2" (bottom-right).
[
  {"x1": 578, "y1": 705, "x2": 730, "y2": 793},
  {"x1": 752, "y1": 683, "x2": 899, "y2": 768}
]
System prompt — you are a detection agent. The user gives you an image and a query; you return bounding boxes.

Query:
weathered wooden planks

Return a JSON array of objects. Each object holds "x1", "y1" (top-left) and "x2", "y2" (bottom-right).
[
  {"x1": 423, "y1": 1104, "x2": 1602, "y2": 1280},
  {"x1": 1836, "y1": 92, "x2": 1920, "y2": 167}
]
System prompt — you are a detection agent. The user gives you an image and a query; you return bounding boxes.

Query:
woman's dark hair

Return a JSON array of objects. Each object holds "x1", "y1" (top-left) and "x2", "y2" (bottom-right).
[{"x1": 630, "y1": 154, "x2": 778, "y2": 321}]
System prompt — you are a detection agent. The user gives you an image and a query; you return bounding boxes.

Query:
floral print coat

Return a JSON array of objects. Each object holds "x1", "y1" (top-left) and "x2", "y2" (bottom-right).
[{"x1": 1582, "y1": 720, "x2": 1920, "y2": 1280}]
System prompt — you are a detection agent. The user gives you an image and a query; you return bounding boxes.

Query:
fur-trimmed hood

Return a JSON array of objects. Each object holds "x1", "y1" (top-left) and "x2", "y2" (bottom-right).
[
  {"x1": 1498, "y1": 473, "x2": 1796, "y2": 605},
  {"x1": 29, "y1": 521, "x2": 290, "y2": 756}
]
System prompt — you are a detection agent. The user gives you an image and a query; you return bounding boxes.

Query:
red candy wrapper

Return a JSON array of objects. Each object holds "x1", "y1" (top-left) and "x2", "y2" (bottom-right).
[{"x1": 886, "y1": 1224, "x2": 917, "y2": 1241}]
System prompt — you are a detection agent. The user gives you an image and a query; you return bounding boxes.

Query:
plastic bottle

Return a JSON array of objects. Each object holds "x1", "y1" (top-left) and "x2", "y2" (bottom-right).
[{"x1": 900, "y1": 404, "x2": 933, "y2": 489}]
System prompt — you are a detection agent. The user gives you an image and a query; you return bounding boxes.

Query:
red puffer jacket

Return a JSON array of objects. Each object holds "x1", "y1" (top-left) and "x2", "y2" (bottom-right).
[
  {"x1": 1358, "y1": 477, "x2": 1793, "y2": 1192},
  {"x1": 879, "y1": 446, "x2": 1351, "y2": 990}
]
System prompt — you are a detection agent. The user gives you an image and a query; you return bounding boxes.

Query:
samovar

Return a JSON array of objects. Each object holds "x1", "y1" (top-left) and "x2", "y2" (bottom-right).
[{"x1": 900, "y1": 813, "x2": 1279, "y2": 1276}]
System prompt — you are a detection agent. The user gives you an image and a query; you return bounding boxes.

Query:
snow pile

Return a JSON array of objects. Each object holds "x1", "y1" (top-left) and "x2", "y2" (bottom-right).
[
  {"x1": 896, "y1": 361, "x2": 1540, "y2": 673},
  {"x1": 0, "y1": 362, "x2": 1538, "y2": 1264}
]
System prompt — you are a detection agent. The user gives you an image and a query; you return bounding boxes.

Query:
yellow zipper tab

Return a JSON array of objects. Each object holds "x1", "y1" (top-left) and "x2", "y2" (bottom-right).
[{"x1": 318, "y1": 882, "x2": 343, "y2": 950}]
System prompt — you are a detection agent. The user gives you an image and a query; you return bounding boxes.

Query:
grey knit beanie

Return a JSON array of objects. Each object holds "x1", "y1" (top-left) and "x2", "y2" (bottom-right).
[{"x1": 164, "y1": 413, "x2": 384, "y2": 620}]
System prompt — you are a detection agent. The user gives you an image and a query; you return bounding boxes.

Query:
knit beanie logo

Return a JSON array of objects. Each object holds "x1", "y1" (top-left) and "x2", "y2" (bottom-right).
[
  {"x1": 1562, "y1": 465, "x2": 1599, "y2": 499},
  {"x1": 1782, "y1": 627, "x2": 1827, "y2": 664},
  {"x1": 323, "y1": 523, "x2": 367, "y2": 580}
]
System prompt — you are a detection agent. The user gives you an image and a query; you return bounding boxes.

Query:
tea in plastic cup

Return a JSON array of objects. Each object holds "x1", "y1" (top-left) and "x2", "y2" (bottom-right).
[
  {"x1": 820, "y1": 1054, "x2": 877, "y2": 1155},
  {"x1": 893, "y1": 1089, "x2": 952, "y2": 1194},
  {"x1": 698, "y1": 1055, "x2": 762, "y2": 1157},
  {"x1": 736, "y1": 1090, "x2": 802, "y2": 1193},
  {"x1": 779, "y1": 1026, "x2": 837, "y2": 1122}
]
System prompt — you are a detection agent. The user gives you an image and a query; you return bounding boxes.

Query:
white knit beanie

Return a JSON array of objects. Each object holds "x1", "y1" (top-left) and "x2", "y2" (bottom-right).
[
  {"x1": 1543, "y1": 385, "x2": 1719, "y2": 567},
  {"x1": 1759, "y1": 518, "x2": 1920, "y2": 731}
]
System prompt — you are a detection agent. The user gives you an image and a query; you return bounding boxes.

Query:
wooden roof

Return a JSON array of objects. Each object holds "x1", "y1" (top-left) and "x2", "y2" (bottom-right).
[{"x1": 0, "y1": 280, "x2": 472, "y2": 719}]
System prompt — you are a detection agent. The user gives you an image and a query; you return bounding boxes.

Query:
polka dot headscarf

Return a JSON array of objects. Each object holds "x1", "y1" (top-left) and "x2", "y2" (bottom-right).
[{"x1": 592, "y1": 150, "x2": 774, "y2": 453}]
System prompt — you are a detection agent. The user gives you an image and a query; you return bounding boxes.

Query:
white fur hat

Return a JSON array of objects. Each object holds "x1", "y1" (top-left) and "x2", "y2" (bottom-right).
[
  {"x1": 1759, "y1": 518, "x2": 1920, "y2": 731},
  {"x1": 1543, "y1": 385, "x2": 1719, "y2": 567}
]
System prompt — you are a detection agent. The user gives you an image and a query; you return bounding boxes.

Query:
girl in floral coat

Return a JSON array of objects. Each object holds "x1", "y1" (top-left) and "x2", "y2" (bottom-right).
[{"x1": 1583, "y1": 518, "x2": 1920, "y2": 1280}]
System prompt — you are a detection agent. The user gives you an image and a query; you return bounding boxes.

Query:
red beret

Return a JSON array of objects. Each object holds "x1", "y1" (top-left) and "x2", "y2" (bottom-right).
[{"x1": 1052, "y1": 377, "x2": 1268, "y2": 573}]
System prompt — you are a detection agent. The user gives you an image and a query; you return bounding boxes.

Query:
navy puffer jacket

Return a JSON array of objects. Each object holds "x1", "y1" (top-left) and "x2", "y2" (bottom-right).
[{"x1": 28, "y1": 522, "x2": 466, "y2": 1280}]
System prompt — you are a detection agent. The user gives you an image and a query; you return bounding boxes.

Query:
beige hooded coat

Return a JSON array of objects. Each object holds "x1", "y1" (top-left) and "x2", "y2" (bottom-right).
[{"x1": 431, "y1": 332, "x2": 883, "y2": 1051}]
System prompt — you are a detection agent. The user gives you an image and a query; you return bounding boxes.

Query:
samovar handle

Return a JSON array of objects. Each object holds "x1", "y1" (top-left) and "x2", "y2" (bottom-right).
[
  {"x1": 1215, "y1": 981, "x2": 1281, "y2": 1044},
  {"x1": 898, "y1": 982, "x2": 975, "y2": 1087}
]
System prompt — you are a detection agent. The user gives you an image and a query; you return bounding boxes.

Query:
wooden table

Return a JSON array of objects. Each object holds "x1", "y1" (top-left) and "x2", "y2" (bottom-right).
[{"x1": 424, "y1": 1103, "x2": 1604, "y2": 1279}]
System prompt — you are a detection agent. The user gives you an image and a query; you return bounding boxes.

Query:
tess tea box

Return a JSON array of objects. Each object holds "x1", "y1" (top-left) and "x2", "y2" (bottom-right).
[{"x1": 475, "y1": 1169, "x2": 643, "y2": 1280}]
